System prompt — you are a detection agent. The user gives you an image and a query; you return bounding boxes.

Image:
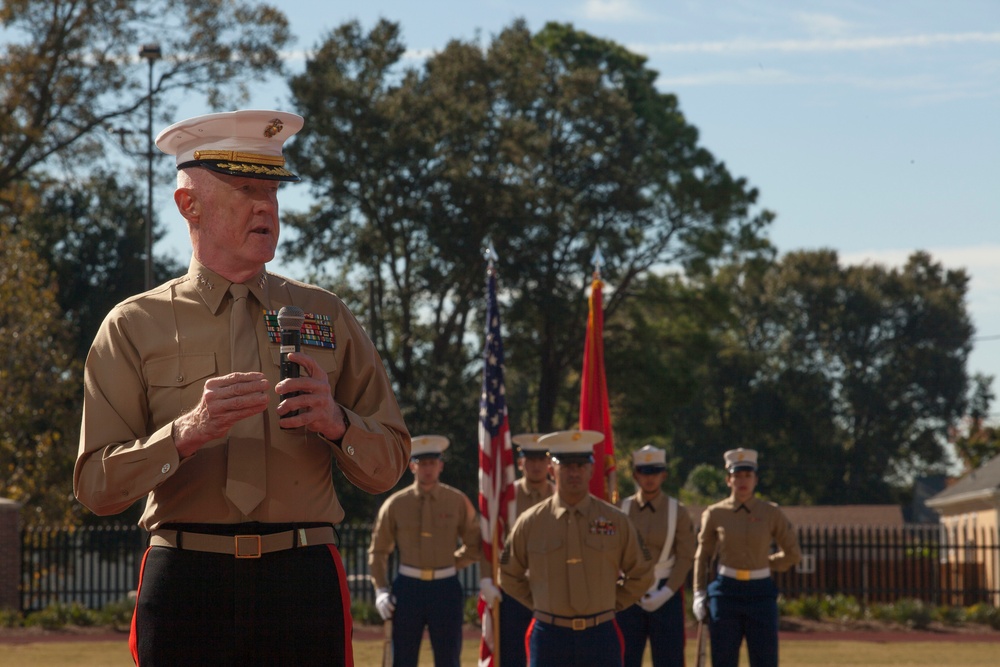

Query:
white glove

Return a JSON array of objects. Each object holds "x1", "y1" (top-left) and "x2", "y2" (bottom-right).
[
  {"x1": 639, "y1": 585, "x2": 674, "y2": 612},
  {"x1": 692, "y1": 590, "x2": 708, "y2": 622},
  {"x1": 375, "y1": 587, "x2": 395, "y2": 620},
  {"x1": 480, "y1": 577, "x2": 503, "y2": 606}
]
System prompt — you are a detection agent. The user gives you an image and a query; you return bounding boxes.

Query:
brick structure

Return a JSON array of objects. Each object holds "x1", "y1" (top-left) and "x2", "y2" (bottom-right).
[{"x1": 0, "y1": 498, "x2": 21, "y2": 611}]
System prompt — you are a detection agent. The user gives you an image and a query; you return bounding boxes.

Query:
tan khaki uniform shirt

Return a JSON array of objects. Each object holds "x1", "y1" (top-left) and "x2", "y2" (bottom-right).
[
  {"x1": 368, "y1": 481, "x2": 481, "y2": 590},
  {"x1": 693, "y1": 496, "x2": 801, "y2": 592},
  {"x1": 499, "y1": 494, "x2": 653, "y2": 617},
  {"x1": 515, "y1": 477, "x2": 556, "y2": 517},
  {"x1": 74, "y1": 259, "x2": 410, "y2": 529},
  {"x1": 481, "y1": 477, "x2": 555, "y2": 574},
  {"x1": 622, "y1": 492, "x2": 696, "y2": 594}
]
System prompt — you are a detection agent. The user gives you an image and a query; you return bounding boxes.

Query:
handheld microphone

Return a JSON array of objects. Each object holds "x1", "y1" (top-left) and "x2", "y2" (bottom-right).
[{"x1": 277, "y1": 306, "x2": 305, "y2": 423}]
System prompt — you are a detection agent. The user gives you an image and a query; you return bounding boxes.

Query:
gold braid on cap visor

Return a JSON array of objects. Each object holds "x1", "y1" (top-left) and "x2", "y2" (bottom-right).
[{"x1": 194, "y1": 150, "x2": 286, "y2": 166}]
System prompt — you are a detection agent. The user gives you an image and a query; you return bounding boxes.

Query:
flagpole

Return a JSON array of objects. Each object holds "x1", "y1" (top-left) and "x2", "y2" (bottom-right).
[{"x1": 491, "y1": 520, "x2": 502, "y2": 667}]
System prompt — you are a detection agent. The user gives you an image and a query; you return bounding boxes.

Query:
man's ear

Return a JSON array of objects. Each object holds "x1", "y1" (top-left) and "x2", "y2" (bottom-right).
[{"x1": 174, "y1": 187, "x2": 199, "y2": 224}]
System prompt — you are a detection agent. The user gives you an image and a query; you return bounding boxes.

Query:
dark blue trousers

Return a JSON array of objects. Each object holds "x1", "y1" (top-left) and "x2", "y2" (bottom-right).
[
  {"x1": 707, "y1": 576, "x2": 779, "y2": 667},
  {"x1": 527, "y1": 618, "x2": 624, "y2": 667},
  {"x1": 498, "y1": 594, "x2": 533, "y2": 667},
  {"x1": 391, "y1": 574, "x2": 463, "y2": 667},
  {"x1": 617, "y1": 586, "x2": 686, "y2": 667}
]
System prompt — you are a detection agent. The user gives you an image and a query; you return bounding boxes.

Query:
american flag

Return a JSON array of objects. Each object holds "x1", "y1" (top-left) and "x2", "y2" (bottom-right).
[{"x1": 477, "y1": 266, "x2": 516, "y2": 667}]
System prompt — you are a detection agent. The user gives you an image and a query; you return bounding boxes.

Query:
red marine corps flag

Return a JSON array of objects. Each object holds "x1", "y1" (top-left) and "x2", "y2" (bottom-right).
[
  {"x1": 477, "y1": 243, "x2": 516, "y2": 667},
  {"x1": 579, "y1": 248, "x2": 617, "y2": 501}
]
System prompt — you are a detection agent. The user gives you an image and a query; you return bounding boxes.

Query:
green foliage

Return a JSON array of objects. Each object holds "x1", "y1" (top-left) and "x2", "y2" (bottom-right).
[
  {"x1": 0, "y1": 224, "x2": 83, "y2": 527},
  {"x1": 964, "y1": 603, "x2": 1000, "y2": 629},
  {"x1": 0, "y1": 608, "x2": 23, "y2": 628},
  {"x1": 680, "y1": 464, "x2": 728, "y2": 506},
  {"x1": 284, "y1": 19, "x2": 770, "y2": 512},
  {"x1": 874, "y1": 598, "x2": 935, "y2": 630},
  {"x1": 350, "y1": 600, "x2": 382, "y2": 626},
  {"x1": 661, "y1": 250, "x2": 973, "y2": 503},
  {"x1": 464, "y1": 595, "x2": 480, "y2": 626},
  {"x1": 949, "y1": 375, "x2": 1000, "y2": 472},
  {"x1": 24, "y1": 602, "x2": 100, "y2": 630},
  {"x1": 96, "y1": 597, "x2": 135, "y2": 629},
  {"x1": 0, "y1": 0, "x2": 293, "y2": 193},
  {"x1": 778, "y1": 594, "x2": 1000, "y2": 632}
]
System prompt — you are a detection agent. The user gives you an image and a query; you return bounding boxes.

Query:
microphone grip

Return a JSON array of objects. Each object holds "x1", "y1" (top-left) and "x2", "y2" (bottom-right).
[{"x1": 279, "y1": 328, "x2": 302, "y2": 421}]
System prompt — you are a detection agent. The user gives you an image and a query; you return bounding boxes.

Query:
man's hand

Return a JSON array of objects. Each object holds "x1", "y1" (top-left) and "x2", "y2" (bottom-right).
[
  {"x1": 274, "y1": 351, "x2": 348, "y2": 441},
  {"x1": 639, "y1": 585, "x2": 674, "y2": 612},
  {"x1": 479, "y1": 577, "x2": 503, "y2": 606},
  {"x1": 375, "y1": 588, "x2": 396, "y2": 620},
  {"x1": 173, "y1": 372, "x2": 269, "y2": 458},
  {"x1": 693, "y1": 590, "x2": 708, "y2": 622}
]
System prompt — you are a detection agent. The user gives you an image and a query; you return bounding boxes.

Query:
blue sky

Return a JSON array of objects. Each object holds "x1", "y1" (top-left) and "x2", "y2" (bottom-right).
[{"x1": 154, "y1": 1, "x2": 1000, "y2": 409}]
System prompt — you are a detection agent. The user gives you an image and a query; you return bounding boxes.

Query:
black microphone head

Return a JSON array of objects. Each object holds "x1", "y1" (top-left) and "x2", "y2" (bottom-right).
[{"x1": 277, "y1": 306, "x2": 305, "y2": 331}]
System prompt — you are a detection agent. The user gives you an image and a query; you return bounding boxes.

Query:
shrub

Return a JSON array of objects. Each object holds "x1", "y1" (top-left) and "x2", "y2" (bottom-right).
[
  {"x1": 934, "y1": 605, "x2": 965, "y2": 626},
  {"x1": 821, "y1": 593, "x2": 863, "y2": 621},
  {"x1": 24, "y1": 602, "x2": 101, "y2": 630},
  {"x1": 965, "y1": 603, "x2": 1000, "y2": 629},
  {"x1": 782, "y1": 595, "x2": 824, "y2": 620},
  {"x1": 98, "y1": 598, "x2": 134, "y2": 629},
  {"x1": 0, "y1": 608, "x2": 23, "y2": 628},
  {"x1": 880, "y1": 598, "x2": 933, "y2": 630},
  {"x1": 351, "y1": 600, "x2": 383, "y2": 626}
]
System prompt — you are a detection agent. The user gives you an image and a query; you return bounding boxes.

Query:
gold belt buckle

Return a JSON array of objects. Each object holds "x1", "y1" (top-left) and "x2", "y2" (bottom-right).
[
  {"x1": 421, "y1": 568, "x2": 434, "y2": 581},
  {"x1": 235, "y1": 535, "x2": 262, "y2": 558},
  {"x1": 736, "y1": 568, "x2": 751, "y2": 581},
  {"x1": 571, "y1": 618, "x2": 587, "y2": 631}
]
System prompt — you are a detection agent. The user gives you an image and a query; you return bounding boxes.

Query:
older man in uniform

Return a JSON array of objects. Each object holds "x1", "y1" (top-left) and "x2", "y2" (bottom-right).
[
  {"x1": 499, "y1": 430, "x2": 652, "y2": 667},
  {"x1": 616, "y1": 445, "x2": 695, "y2": 667},
  {"x1": 75, "y1": 109, "x2": 410, "y2": 666},
  {"x1": 692, "y1": 448, "x2": 800, "y2": 667},
  {"x1": 369, "y1": 435, "x2": 481, "y2": 667},
  {"x1": 479, "y1": 433, "x2": 556, "y2": 667}
]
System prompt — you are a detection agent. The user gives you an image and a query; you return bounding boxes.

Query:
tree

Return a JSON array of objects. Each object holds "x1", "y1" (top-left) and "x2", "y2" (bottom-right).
[
  {"x1": 283, "y1": 20, "x2": 772, "y2": 505},
  {"x1": 681, "y1": 463, "x2": 728, "y2": 507},
  {"x1": 669, "y1": 250, "x2": 973, "y2": 504},
  {"x1": 949, "y1": 373, "x2": 1000, "y2": 472},
  {"x1": 0, "y1": 224, "x2": 81, "y2": 526},
  {"x1": 0, "y1": 0, "x2": 293, "y2": 202},
  {"x1": 16, "y1": 170, "x2": 184, "y2": 359},
  {"x1": 0, "y1": 0, "x2": 294, "y2": 523}
]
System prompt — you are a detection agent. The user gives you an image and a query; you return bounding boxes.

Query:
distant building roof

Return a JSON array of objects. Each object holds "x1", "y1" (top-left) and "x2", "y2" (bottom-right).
[
  {"x1": 684, "y1": 503, "x2": 904, "y2": 529},
  {"x1": 926, "y1": 454, "x2": 1000, "y2": 513}
]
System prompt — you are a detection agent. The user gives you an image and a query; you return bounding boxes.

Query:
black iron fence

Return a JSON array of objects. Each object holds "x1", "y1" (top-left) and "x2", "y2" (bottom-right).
[
  {"x1": 774, "y1": 523, "x2": 1000, "y2": 607},
  {"x1": 20, "y1": 523, "x2": 483, "y2": 612},
  {"x1": 21, "y1": 522, "x2": 1000, "y2": 612}
]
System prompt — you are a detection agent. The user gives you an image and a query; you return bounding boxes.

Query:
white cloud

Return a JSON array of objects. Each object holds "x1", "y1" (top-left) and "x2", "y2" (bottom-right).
[
  {"x1": 631, "y1": 31, "x2": 1000, "y2": 56},
  {"x1": 792, "y1": 12, "x2": 855, "y2": 37},
  {"x1": 580, "y1": 0, "x2": 647, "y2": 23}
]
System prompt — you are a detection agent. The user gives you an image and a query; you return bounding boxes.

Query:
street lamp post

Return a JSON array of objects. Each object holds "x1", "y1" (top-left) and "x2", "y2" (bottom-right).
[{"x1": 139, "y1": 43, "x2": 162, "y2": 291}]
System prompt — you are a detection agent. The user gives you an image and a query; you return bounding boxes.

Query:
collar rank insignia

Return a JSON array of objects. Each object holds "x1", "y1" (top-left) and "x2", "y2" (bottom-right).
[
  {"x1": 589, "y1": 517, "x2": 617, "y2": 536},
  {"x1": 264, "y1": 310, "x2": 336, "y2": 349}
]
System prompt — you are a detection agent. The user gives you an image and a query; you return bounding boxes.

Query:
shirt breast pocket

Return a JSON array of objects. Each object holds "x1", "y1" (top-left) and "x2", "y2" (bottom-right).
[
  {"x1": 145, "y1": 354, "x2": 217, "y2": 422},
  {"x1": 527, "y1": 535, "x2": 564, "y2": 583},
  {"x1": 268, "y1": 344, "x2": 338, "y2": 377}
]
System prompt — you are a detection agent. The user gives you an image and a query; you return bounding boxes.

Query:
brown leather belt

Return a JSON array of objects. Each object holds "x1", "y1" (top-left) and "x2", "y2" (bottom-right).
[
  {"x1": 149, "y1": 526, "x2": 336, "y2": 558},
  {"x1": 533, "y1": 610, "x2": 616, "y2": 631}
]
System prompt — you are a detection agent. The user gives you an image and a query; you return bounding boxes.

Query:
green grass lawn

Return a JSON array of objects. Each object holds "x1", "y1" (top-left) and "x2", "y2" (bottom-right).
[{"x1": 1, "y1": 637, "x2": 999, "y2": 667}]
